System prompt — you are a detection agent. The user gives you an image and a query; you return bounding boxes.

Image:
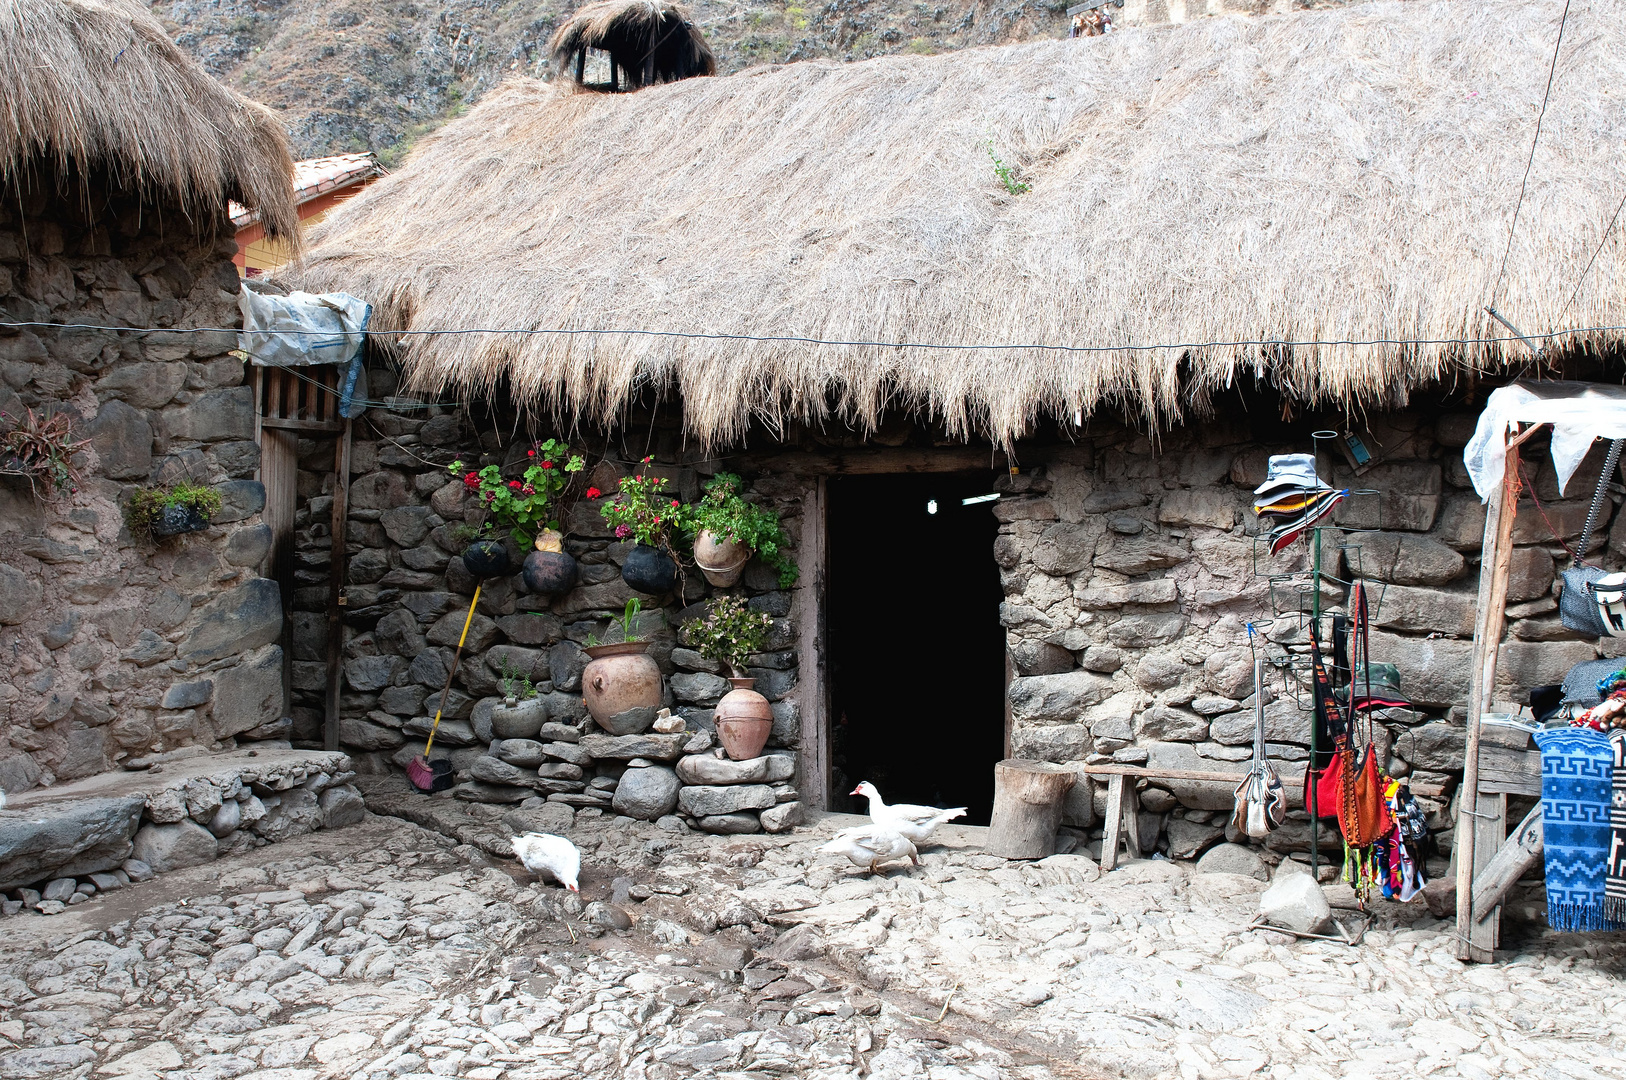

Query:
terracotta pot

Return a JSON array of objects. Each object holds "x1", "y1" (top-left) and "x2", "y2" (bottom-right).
[
  {"x1": 714, "y1": 677, "x2": 773, "y2": 761},
  {"x1": 522, "y1": 549, "x2": 578, "y2": 595},
  {"x1": 463, "y1": 539, "x2": 513, "y2": 579},
  {"x1": 621, "y1": 544, "x2": 678, "y2": 594},
  {"x1": 694, "y1": 530, "x2": 749, "y2": 587},
  {"x1": 491, "y1": 696, "x2": 548, "y2": 739},
  {"x1": 582, "y1": 641, "x2": 663, "y2": 731}
]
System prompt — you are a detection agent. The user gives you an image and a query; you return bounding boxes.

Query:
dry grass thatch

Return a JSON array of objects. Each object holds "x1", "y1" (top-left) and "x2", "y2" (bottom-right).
[
  {"x1": 0, "y1": 0, "x2": 298, "y2": 240},
  {"x1": 549, "y1": 0, "x2": 716, "y2": 90},
  {"x1": 288, "y1": 0, "x2": 1626, "y2": 447}
]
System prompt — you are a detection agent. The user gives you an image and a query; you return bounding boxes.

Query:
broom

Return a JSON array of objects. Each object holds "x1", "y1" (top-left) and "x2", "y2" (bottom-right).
[{"x1": 406, "y1": 585, "x2": 482, "y2": 793}]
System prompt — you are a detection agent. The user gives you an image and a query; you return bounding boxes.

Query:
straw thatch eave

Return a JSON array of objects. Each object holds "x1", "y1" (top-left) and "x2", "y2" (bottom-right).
[
  {"x1": 0, "y1": 0, "x2": 299, "y2": 241},
  {"x1": 287, "y1": 0, "x2": 1626, "y2": 449},
  {"x1": 550, "y1": 0, "x2": 716, "y2": 91}
]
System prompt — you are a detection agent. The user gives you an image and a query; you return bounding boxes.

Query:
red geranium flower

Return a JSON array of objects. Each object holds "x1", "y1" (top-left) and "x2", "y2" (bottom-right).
[
  {"x1": 508, "y1": 480, "x2": 521, "y2": 489},
  {"x1": 671, "y1": 499, "x2": 680, "y2": 508},
  {"x1": 527, "y1": 449, "x2": 535, "y2": 457},
  {"x1": 541, "y1": 460, "x2": 553, "y2": 470},
  {"x1": 586, "y1": 487, "x2": 602, "y2": 499},
  {"x1": 642, "y1": 456, "x2": 654, "y2": 464}
]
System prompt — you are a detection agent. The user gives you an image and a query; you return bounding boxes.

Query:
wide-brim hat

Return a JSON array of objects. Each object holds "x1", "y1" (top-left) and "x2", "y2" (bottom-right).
[
  {"x1": 1338, "y1": 661, "x2": 1411, "y2": 711},
  {"x1": 1253, "y1": 453, "x2": 1329, "y2": 500}
]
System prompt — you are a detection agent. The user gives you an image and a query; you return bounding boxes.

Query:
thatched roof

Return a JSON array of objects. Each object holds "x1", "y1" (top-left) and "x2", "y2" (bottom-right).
[
  {"x1": 1, "y1": 0, "x2": 298, "y2": 240},
  {"x1": 288, "y1": 0, "x2": 1626, "y2": 447},
  {"x1": 550, "y1": 0, "x2": 716, "y2": 91}
]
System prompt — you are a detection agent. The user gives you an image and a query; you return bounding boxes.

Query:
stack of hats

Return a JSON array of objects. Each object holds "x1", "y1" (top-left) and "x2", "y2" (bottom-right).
[{"x1": 1252, "y1": 453, "x2": 1347, "y2": 555}]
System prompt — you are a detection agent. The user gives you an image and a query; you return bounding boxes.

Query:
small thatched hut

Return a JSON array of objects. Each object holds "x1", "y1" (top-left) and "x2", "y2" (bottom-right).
[
  {"x1": 549, "y1": 0, "x2": 716, "y2": 92},
  {"x1": 1, "y1": 0, "x2": 298, "y2": 792},
  {"x1": 282, "y1": 0, "x2": 1623, "y2": 875}
]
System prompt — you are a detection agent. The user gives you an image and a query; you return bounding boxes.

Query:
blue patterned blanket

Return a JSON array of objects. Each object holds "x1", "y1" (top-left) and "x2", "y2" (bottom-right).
[{"x1": 1534, "y1": 727, "x2": 1619, "y2": 932}]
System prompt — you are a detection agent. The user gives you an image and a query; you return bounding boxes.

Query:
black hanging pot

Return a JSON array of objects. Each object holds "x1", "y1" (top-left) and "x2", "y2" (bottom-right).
[
  {"x1": 621, "y1": 544, "x2": 677, "y2": 594},
  {"x1": 462, "y1": 539, "x2": 513, "y2": 580},
  {"x1": 522, "y1": 549, "x2": 578, "y2": 596},
  {"x1": 150, "y1": 504, "x2": 210, "y2": 538}
]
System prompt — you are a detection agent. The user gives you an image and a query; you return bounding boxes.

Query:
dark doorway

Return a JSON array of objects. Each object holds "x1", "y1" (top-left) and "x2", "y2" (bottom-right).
[{"x1": 826, "y1": 473, "x2": 1006, "y2": 825}]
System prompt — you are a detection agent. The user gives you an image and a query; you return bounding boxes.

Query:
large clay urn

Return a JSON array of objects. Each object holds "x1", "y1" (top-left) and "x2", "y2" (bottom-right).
[
  {"x1": 693, "y1": 530, "x2": 749, "y2": 587},
  {"x1": 714, "y1": 677, "x2": 773, "y2": 761},
  {"x1": 523, "y1": 531, "x2": 578, "y2": 596},
  {"x1": 581, "y1": 641, "x2": 662, "y2": 733},
  {"x1": 621, "y1": 544, "x2": 678, "y2": 594}
]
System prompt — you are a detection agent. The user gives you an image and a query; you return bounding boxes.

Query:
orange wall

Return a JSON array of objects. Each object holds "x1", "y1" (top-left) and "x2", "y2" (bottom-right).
[{"x1": 234, "y1": 183, "x2": 372, "y2": 277}]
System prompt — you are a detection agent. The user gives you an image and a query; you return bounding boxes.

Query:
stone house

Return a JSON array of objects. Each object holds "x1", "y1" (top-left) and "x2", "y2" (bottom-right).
[
  {"x1": 282, "y1": 0, "x2": 1625, "y2": 858},
  {"x1": 0, "y1": 0, "x2": 300, "y2": 792}
]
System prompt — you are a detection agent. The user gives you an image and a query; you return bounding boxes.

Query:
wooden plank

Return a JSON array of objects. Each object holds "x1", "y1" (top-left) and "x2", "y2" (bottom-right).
[
  {"x1": 1477, "y1": 743, "x2": 1542, "y2": 797},
  {"x1": 1003, "y1": 648, "x2": 1014, "y2": 760},
  {"x1": 1470, "y1": 791, "x2": 1507, "y2": 951},
  {"x1": 1471, "y1": 803, "x2": 1543, "y2": 924},
  {"x1": 1122, "y1": 780, "x2": 1141, "y2": 860},
  {"x1": 260, "y1": 416, "x2": 346, "y2": 433},
  {"x1": 1101, "y1": 775, "x2": 1127, "y2": 872},
  {"x1": 322, "y1": 419, "x2": 352, "y2": 753},
  {"x1": 259, "y1": 426, "x2": 299, "y2": 719},
  {"x1": 1082, "y1": 763, "x2": 1305, "y2": 797},
  {"x1": 1456, "y1": 436, "x2": 1521, "y2": 962},
  {"x1": 795, "y1": 476, "x2": 830, "y2": 810}
]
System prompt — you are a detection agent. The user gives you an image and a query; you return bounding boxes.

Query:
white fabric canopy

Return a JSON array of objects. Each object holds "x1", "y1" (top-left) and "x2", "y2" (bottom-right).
[{"x1": 1464, "y1": 381, "x2": 1626, "y2": 502}]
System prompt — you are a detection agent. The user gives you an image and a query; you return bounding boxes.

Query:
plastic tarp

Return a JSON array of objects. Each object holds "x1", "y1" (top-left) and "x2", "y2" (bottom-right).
[
  {"x1": 1465, "y1": 381, "x2": 1626, "y2": 502},
  {"x1": 237, "y1": 288, "x2": 373, "y2": 418}
]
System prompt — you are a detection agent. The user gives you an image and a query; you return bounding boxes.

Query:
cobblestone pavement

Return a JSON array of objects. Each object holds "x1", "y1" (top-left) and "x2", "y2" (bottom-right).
[{"x1": 1, "y1": 810, "x2": 1623, "y2": 1080}]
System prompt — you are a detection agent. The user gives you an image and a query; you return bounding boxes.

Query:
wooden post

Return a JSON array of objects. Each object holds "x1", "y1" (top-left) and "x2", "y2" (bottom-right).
[
  {"x1": 988, "y1": 759, "x2": 1076, "y2": 860},
  {"x1": 258, "y1": 377, "x2": 299, "y2": 721},
  {"x1": 1471, "y1": 803, "x2": 1543, "y2": 923},
  {"x1": 1099, "y1": 774, "x2": 1142, "y2": 871},
  {"x1": 795, "y1": 476, "x2": 830, "y2": 810},
  {"x1": 1455, "y1": 434, "x2": 1523, "y2": 961},
  {"x1": 323, "y1": 418, "x2": 352, "y2": 753}
]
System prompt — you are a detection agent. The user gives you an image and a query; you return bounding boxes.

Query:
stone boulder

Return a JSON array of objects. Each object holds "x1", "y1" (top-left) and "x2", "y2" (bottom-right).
[
  {"x1": 1353, "y1": 532, "x2": 1465, "y2": 586},
  {"x1": 0, "y1": 795, "x2": 145, "y2": 891},
  {"x1": 319, "y1": 785, "x2": 366, "y2": 829},
  {"x1": 678, "y1": 784, "x2": 777, "y2": 817},
  {"x1": 1196, "y1": 842, "x2": 1266, "y2": 880},
  {"x1": 504, "y1": 803, "x2": 576, "y2": 835},
  {"x1": 579, "y1": 733, "x2": 687, "y2": 761},
  {"x1": 761, "y1": 801, "x2": 804, "y2": 833},
  {"x1": 1009, "y1": 670, "x2": 1114, "y2": 724},
  {"x1": 675, "y1": 752, "x2": 796, "y2": 786},
  {"x1": 1010, "y1": 723, "x2": 1091, "y2": 762},
  {"x1": 611, "y1": 766, "x2": 681, "y2": 820},
  {"x1": 697, "y1": 813, "x2": 763, "y2": 834},
  {"x1": 131, "y1": 820, "x2": 219, "y2": 874},
  {"x1": 1258, "y1": 866, "x2": 1334, "y2": 935},
  {"x1": 0, "y1": 562, "x2": 43, "y2": 626},
  {"x1": 177, "y1": 578, "x2": 282, "y2": 663},
  {"x1": 495, "y1": 739, "x2": 548, "y2": 767},
  {"x1": 212, "y1": 645, "x2": 285, "y2": 738}
]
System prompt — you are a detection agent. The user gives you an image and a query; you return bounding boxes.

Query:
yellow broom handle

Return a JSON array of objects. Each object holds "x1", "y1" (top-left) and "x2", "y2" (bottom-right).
[{"x1": 423, "y1": 584, "x2": 481, "y2": 758}]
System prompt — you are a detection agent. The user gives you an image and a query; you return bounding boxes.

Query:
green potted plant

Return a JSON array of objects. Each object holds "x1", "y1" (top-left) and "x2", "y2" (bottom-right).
[
  {"x1": 449, "y1": 438, "x2": 584, "y2": 581},
  {"x1": 687, "y1": 595, "x2": 775, "y2": 760},
  {"x1": 492, "y1": 657, "x2": 547, "y2": 739},
  {"x1": 680, "y1": 471, "x2": 798, "y2": 588},
  {"x1": 582, "y1": 599, "x2": 663, "y2": 735},
  {"x1": 126, "y1": 482, "x2": 224, "y2": 539},
  {"x1": 600, "y1": 457, "x2": 682, "y2": 593}
]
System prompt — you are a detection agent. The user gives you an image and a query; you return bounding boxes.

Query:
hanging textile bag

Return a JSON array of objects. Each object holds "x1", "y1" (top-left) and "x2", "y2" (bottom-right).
[
  {"x1": 1233, "y1": 656, "x2": 1286, "y2": 838},
  {"x1": 1558, "y1": 440, "x2": 1625, "y2": 636}
]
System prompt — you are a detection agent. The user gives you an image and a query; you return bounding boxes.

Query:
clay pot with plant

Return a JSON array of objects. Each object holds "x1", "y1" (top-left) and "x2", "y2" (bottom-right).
[
  {"x1": 689, "y1": 595, "x2": 776, "y2": 760},
  {"x1": 126, "y1": 482, "x2": 223, "y2": 540},
  {"x1": 449, "y1": 438, "x2": 585, "y2": 581},
  {"x1": 582, "y1": 599, "x2": 663, "y2": 735},
  {"x1": 600, "y1": 457, "x2": 682, "y2": 594},
  {"x1": 681, "y1": 471, "x2": 798, "y2": 588},
  {"x1": 492, "y1": 657, "x2": 548, "y2": 739}
]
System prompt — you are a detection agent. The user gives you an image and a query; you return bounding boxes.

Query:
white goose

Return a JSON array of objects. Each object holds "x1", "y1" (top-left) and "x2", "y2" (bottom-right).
[
  {"x1": 820, "y1": 823, "x2": 919, "y2": 874},
  {"x1": 511, "y1": 833, "x2": 581, "y2": 892},
  {"x1": 851, "y1": 781, "x2": 966, "y2": 845}
]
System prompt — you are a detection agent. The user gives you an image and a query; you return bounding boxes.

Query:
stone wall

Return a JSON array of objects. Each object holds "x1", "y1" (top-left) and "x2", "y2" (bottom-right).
[
  {"x1": 0, "y1": 170, "x2": 285, "y2": 794},
  {"x1": 291, "y1": 393, "x2": 808, "y2": 833},
  {"x1": 999, "y1": 410, "x2": 1626, "y2": 861}
]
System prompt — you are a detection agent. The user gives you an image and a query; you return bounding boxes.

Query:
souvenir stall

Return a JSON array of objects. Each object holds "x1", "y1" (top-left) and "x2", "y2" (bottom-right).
[{"x1": 1456, "y1": 381, "x2": 1626, "y2": 961}]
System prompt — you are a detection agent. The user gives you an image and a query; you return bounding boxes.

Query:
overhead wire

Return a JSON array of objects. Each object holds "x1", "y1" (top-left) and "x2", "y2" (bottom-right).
[
  {"x1": 1489, "y1": 0, "x2": 1572, "y2": 308},
  {"x1": 1558, "y1": 187, "x2": 1626, "y2": 322}
]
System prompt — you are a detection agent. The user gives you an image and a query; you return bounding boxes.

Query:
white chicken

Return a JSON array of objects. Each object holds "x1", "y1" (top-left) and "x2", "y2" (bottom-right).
[
  {"x1": 511, "y1": 832, "x2": 580, "y2": 892},
  {"x1": 851, "y1": 781, "x2": 966, "y2": 845},
  {"x1": 820, "y1": 823, "x2": 919, "y2": 874}
]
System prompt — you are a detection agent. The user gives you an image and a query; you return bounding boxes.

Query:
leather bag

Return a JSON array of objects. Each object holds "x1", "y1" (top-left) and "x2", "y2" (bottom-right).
[
  {"x1": 1233, "y1": 656, "x2": 1286, "y2": 838},
  {"x1": 1558, "y1": 439, "x2": 1625, "y2": 637}
]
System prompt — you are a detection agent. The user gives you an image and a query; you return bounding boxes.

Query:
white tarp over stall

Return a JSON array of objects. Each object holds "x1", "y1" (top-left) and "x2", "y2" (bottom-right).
[{"x1": 1465, "y1": 381, "x2": 1626, "y2": 501}]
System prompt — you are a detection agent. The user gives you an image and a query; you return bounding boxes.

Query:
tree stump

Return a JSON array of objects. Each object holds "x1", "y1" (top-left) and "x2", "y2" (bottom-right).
[{"x1": 987, "y1": 758, "x2": 1077, "y2": 860}]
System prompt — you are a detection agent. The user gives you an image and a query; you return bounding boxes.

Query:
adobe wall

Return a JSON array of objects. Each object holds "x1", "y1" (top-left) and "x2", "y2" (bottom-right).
[{"x1": 0, "y1": 169, "x2": 284, "y2": 795}]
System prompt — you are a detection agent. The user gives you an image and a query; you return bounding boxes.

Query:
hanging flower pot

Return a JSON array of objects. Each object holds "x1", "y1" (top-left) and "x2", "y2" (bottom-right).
[
  {"x1": 715, "y1": 677, "x2": 773, "y2": 761},
  {"x1": 522, "y1": 528, "x2": 578, "y2": 595},
  {"x1": 693, "y1": 529, "x2": 749, "y2": 588},
  {"x1": 582, "y1": 641, "x2": 663, "y2": 734},
  {"x1": 462, "y1": 539, "x2": 512, "y2": 579},
  {"x1": 621, "y1": 544, "x2": 677, "y2": 594},
  {"x1": 149, "y1": 503, "x2": 211, "y2": 538}
]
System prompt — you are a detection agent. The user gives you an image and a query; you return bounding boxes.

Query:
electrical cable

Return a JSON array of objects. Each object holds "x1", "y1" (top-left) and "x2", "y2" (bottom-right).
[
  {"x1": 2, "y1": 319, "x2": 1624, "y2": 357},
  {"x1": 1558, "y1": 187, "x2": 1626, "y2": 322},
  {"x1": 1489, "y1": 0, "x2": 1572, "y2": 308}
]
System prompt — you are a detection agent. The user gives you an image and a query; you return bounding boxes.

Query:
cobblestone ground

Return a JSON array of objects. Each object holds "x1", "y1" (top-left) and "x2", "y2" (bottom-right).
[{"x1": 1, "y1": 810, "x2": 1624, "y2": 1080}]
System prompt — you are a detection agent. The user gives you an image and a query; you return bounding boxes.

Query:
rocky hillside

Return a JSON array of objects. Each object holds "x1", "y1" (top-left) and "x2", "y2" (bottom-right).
[
  {"x1": 153, "y1": 0, "x2": 1071, "y2": 161},
  {"x1": 154, "y1": 0, "x2": 1332, "y2": 162}
]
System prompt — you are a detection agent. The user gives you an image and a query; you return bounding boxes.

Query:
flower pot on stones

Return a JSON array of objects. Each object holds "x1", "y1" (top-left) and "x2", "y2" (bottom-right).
[
  {"x1": 582, "y1": 641, "x2": 662, "y2": 733},
  {"x1": 715, "y1": 678, "x2": 773, "y2": 761},
  {"x1": 621, "y1": 544, "x2": 678, "y2": 594},
  {"x1": 149, "y1": 504, "x2": 210, "y2": 538},
  {"x1": 522, "y1": 549, "x2": 578, "y2": 595},
  {"x1": 463, "y1": 539, "x2": 513, "y2": 579},
  {"x1": 694, "y1": 529, "x2": 749, "y2": 587},
  {"x1": 492, "y1": 696, "x2": 548, "y2": 739}
]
